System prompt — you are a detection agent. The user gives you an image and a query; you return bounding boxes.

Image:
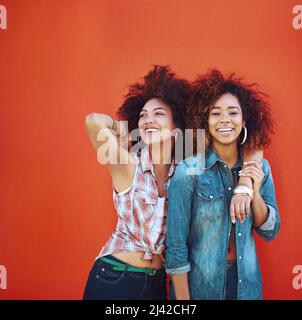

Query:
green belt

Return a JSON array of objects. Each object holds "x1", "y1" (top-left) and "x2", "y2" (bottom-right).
[{"x1": 100, "y1": 257, "x2": 163, "y2": 275}]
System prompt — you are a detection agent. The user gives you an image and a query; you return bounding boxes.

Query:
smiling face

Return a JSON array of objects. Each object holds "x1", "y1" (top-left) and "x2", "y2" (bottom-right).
[
  {"x1": 208, "y1": 93, "x2": 245, "y2": 148},
  {"x1": 138, "y1": 98, "x2": 176, "y2": 146}
]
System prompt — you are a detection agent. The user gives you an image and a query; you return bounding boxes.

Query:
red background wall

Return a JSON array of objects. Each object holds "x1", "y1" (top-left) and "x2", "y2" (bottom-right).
[{"x1": 0, "y1": 0, "x2": 301, "y2": 299}]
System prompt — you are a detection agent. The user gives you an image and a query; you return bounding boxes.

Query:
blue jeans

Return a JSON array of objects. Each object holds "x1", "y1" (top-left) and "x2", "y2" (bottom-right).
[
  {"x1": 169, "y1": 261, "x2": 238, "y2": 300},
  {"x1": 83, "y1": 255, "x2": 167, "y2": 300},
  {"x1": 225, "y1": 260, "x2": 238, "y2": 300}
]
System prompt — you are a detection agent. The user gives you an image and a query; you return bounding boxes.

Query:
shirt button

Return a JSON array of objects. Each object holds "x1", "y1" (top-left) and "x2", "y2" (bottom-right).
[
  {"x1": 239, "y1": 279, "x2": 242, "y2": 283},
  {"x1": 228, "y1": 187, "x2": 232, "y2": 191},
  {"x1": 228, "y1": 233, "x2": 231, "y2": 237},
  {"x1": 239, "y1": 256, "x2": 242, "y2": 260},
  {"x1": 238, "y1": 233, "x2": 242, "y2": 237},
  {"x1": 224, "y1": 165, "x2": 227, "y2": 168},
  {"x1": 210, "y1": 195, "x2": 213, "y2": 199}
]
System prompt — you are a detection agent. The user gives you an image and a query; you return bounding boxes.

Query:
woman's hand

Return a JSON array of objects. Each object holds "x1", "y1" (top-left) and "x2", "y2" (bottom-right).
[
  {"x1": 230, "y1": 194, "x2": 251, "y2": 224},
  {"x1": 229, "y1": 160, "x2": 264, "y2": 224},
  {"x1": 239, "y1": 160, "x2": 264, "y2": 195}
]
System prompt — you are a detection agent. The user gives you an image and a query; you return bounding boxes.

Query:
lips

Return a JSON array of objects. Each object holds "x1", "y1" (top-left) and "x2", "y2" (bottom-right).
[
  {"x1": 144, "y1": 128, "x2": 159, "y2": 133},
  {"x1": 216, "y1": 128, "x2": 234, "y2": 132}
]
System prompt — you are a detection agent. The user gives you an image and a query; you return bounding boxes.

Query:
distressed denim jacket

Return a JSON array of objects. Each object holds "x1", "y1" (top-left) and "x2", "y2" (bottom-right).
[{"x1": 165, "y1": 147, "x2": 280, "y2": 300}]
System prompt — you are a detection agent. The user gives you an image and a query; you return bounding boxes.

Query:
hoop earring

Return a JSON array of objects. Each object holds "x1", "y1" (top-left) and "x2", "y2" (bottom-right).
[{"x1": 240, "y1": 126, "x2": 247, "y2": 145}]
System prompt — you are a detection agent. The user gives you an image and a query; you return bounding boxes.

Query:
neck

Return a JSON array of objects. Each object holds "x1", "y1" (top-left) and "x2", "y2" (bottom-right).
[
  {"x1": 212, "y1": 141, "x2": 238, "y2": 168},
  {"x1": 148, "y1": 141, "x2": 173, "y2": 168}
]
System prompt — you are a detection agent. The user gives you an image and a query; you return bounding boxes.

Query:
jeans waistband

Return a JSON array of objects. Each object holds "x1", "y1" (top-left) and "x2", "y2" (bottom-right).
[{"x1": 99, "y1": 255, "x2": 165, "y2": 276}]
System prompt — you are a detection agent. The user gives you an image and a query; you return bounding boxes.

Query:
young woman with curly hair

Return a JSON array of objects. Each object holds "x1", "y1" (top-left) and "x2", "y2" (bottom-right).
[
  {"x1": 82, "y1": 65, "x2": 190, "y2": 300},
  {"x1": 165, "y1": 69, "x2": 280, "y2": 300}
]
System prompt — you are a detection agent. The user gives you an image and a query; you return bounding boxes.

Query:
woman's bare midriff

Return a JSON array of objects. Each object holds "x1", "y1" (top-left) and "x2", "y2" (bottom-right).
[
  {"x1": 227, "y1": 242, "x2": 237, "y2": 261},
  {"x1": 112, "y1": 251, "x2": 164, "y2": 270}
]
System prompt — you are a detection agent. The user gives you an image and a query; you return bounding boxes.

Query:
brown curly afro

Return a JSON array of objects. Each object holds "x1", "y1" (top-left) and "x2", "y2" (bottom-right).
[
  {"x1": 186, "y1": 69, "x2": 274, "y2": 151},
  {"x1": 116, "y1": 65, "x2": 190, "y2": 135}
]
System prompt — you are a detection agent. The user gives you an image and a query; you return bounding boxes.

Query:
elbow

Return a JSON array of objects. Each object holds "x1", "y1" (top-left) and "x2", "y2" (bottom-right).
[
  {"x1": 85, "y1": 112, "x2": 104, "y2": 132},
  {"x1": 85, "y1": 113, "x2": 97, "y2": 128},
  {"x1": 260, "y1": 223, "x2": 280, "y2": 242}
]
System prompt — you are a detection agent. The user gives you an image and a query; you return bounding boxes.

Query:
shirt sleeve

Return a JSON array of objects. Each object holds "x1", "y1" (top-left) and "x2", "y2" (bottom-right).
[
  {"x1": 253, "y1": 159, "x2": 280, "y2": 242},
  {"x1": 165, "y1": 160, "x2": 196, "y2": 275}
]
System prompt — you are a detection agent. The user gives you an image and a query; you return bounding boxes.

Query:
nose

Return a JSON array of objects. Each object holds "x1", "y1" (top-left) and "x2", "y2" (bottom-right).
[
  {"x1": 145, "y1": 115, "x2": 155, "y2": 124},
  {"x1": 219, "y1": 112, "x2": 231, "y2": 123}
]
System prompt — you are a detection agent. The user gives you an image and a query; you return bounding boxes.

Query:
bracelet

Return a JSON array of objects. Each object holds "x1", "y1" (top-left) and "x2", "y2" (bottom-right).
[
  {"x1": 118, "y1": 121, "x2": 128, "y2": 137},
  {"x1": 109, "y1": 115, "x2": 117, "y2": 131},
  {"x1": 233, "y1": 185, "x2": 254, "y2": 200}
]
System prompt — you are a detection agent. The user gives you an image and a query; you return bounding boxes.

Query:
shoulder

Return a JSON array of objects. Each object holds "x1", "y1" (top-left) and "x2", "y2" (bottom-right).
[{"x1": 173, "y1": 154, "x2": 204, "y2": 181}]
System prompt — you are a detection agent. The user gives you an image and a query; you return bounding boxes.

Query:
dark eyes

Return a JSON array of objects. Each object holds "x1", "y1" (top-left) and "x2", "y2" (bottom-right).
[
  {"x1": 211, "y1": 112, "x2": 239, "y2": 116},
  {"x1": 139, "y1": 112, "x2": 165, "y2": 118}
]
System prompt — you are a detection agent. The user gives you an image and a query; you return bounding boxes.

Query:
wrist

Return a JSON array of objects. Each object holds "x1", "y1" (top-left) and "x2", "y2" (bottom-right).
[
  {"x1": 108, "y1": 115, "x2": 117, "y2": 132},
  {"x1": 253, "y1": 191, "x2": 261, "y2": 198},
  {"x1": 238, "y1": 175, "x2": 253, "y2": 189},
  {"x1": 117, "y1": 121, "x2": 127, "y2": 137},
  {"x1": 233, "y1": 185, "x2": 254, "y2": 200}
]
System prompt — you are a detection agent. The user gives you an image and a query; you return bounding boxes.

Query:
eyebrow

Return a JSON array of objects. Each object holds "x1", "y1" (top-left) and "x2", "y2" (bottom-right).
[
  {"x1": 140, "y1": 107, "x2": 166, "y2": 113},
  {"x1": 211, "y1": 106, "x2": 240, "y2": 110}
]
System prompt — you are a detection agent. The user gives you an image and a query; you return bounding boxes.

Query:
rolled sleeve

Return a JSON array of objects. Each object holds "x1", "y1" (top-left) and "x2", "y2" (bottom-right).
[
  {"x1": 165, "y1": 262, "x2": 191, "y2": 275},
  {"x1": 254, "y1": 159, "x2": 280, "y2": 242},
  {"x1": 257, "y1": 204, "x2": 276, "y2": 231}
]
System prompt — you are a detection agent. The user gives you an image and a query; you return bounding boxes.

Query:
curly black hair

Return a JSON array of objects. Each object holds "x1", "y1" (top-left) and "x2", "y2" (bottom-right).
[
  {"x1": 186, "y1": 69, "x2": 274, "y2": 151},
  {"x1": 116, "y1": 65, "x2": 190, "y2": 135}
]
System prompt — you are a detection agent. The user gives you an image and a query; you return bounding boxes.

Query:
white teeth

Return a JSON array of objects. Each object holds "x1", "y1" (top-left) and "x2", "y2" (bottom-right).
[
  {"x1": 145, "y1": 128, "x2": 158, "y2": 133},
  {"x1": 218, "y1": 128, "x2": 233, "y2": 132}
]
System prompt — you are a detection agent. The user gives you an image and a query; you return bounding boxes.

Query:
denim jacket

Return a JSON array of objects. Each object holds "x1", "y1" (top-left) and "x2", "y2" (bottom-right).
[{"x1": 165, "y1": 147, "x2": 280, "y2": 300}]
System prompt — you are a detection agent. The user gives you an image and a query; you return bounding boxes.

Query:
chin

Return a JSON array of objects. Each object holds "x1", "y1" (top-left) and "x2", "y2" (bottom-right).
[
  {"x1": 214, "y1": 138, "x2": 238, "y2": 146},
  {"x1": 141, "y1": 136, "x2": 160, "y2": 146}
]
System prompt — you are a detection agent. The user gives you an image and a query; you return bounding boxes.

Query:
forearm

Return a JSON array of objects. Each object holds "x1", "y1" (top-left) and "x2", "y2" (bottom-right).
[
  {"x1": 85, "y1": 113, "x2": 114, "y2": 131},
  {"x1": 171, "y1": 273, "x2": 190, "y2": 300},
  {"x1": 252, "y1": 193, "x2": 269, "y2": 228},
  {"x1": 243, "y1": 149, "x2": 263, "y2": 162},
  {"x1": 85, "y1": 113, "x2": 126, "y2": 141}
]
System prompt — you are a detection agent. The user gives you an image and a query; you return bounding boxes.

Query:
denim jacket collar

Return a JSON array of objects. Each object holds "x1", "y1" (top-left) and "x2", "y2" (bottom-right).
[{"x1": 205, "y1": 146, "x2": 243, "y2": 170}]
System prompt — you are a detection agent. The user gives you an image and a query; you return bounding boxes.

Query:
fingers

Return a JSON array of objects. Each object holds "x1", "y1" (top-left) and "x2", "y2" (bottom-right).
[
  {"x1": 243, "y1": 160, "x2": 262, "y2": 169},
  {"x1": 230, "y1": 194, "x2": 251, "y2": 224},
  {"x1": 230, "y1": 198, "x2": 236, "y2": 224},
  {"x1": 240, "y1": 199, "x2": 246, "y2": 221},
  {"x1": 245, "y1": 197, "x2": 250, "y2": 217},
  {"x1": 234, "y1": 197, "x2": 243, "y2": 223},
  {"x1": 239, "y1": 166, "x2": 264, "y2": 180}
]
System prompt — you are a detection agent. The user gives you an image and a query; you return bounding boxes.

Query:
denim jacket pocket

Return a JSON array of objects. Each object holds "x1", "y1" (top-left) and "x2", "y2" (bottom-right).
[{"x1": 196, "y1": 188, "x2": 225, "y2": 222}]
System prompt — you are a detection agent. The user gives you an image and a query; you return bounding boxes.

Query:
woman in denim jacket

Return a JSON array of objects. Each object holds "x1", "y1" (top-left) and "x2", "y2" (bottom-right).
[{"x1": 165, "y1": 69, "x2": 280, "y2": 300}]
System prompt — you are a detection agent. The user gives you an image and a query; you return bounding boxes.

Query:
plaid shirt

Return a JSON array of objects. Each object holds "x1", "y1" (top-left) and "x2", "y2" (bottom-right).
[{"x1": 96, "y1": 146, "x2": 175, "y2": 261}]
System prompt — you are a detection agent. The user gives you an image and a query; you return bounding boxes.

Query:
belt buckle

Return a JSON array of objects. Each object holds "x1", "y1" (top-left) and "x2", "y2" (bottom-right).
[{"x1": 149, "y1": 269, "x2": 157, "y2": 276}]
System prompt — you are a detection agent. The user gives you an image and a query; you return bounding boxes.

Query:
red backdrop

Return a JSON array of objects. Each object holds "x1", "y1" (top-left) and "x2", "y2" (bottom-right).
[{"x1": 0, "y1": 0, "x2": 301, "y2": 299}]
